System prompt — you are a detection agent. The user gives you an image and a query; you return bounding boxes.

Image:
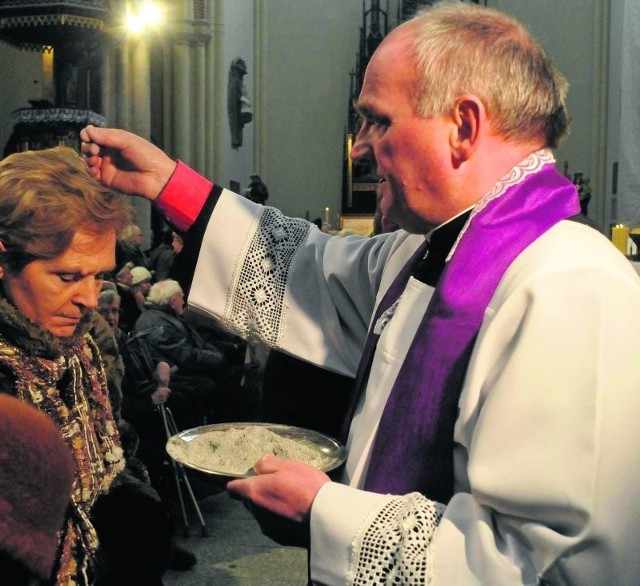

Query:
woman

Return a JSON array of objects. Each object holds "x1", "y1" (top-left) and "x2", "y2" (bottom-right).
[{"x1": 0, "y1": 146, "x2": 130, "y2": 584}]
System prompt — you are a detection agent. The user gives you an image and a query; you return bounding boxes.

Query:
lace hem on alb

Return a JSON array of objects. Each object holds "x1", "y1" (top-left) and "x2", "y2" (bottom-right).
[
  {"x1": 225, "y1": 206, "x2": 311, "y2": 347},
  {"x1": 350, "y1": 492, "x2": 445, "y2": 585}
]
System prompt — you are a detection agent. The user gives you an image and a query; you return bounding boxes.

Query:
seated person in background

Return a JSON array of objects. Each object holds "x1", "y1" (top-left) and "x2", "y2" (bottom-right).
[
  {"x1": 97, "y1": 286, "x2": 126, "y2": 345},
  {"x1": 114, "y1": 261, "x2": 139, "y2": 333},
  {"x1": 116, "y1": 264, "x2": 153, "y2": 334},
  {"x1": 97, "y1": 287, "x2": 182, "y2": 486},
  {"x1": 183, "y1": 307, "x2": 259, "y2": 416},
  {"x1": 171, "y1": 230, "x2": 184, "y2": 255},
  {"x1": 89, "y1": 301, "x2": 125, "y2": 422},
  {"x1": 95, "y1": 290, "x2": 198, "y2": 575},
  {"x1": 121, "y1": 359, "x2": 178, "y2": 494},
  {"x1": 116, "y1": 222, "x2": 149, "y2": 269},
  {"x1": 134, "y1": 279, "x2": 254, "y2": 424},
  {"x1": 94, "y1": 288, "x2": 128, "y2": 424},
  {"x1": 0, "y1": 394, "x2": 75, "y2": 585},
  {"x1": 164, "y1": 230, "x2": 185, "y2": 281},
  {"x1": 130, "y1": 265, "x2": 153, "y2": 311},
  {"x1": 114, "y1": 259, "x2": 133, "y2": 288},
  {"x1": 148, "y1": 227, "x2": 178, "y2": 282}
]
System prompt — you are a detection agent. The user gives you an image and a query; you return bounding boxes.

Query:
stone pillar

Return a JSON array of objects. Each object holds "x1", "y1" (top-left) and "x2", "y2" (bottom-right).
[
  {"x1": 193, "y1": 39, "x2": 207, "y2": 174},
  {"x1": 172, "y1": 39, "x2": 192, "y2": 165},
  {"x1": 100, "y1": 48, "x2": 114, "y2": 123},
  {"x1": 116, "y1": 44, "x2": 131, "y2": 129},
  {"x1": 162, "y1": 42, "x2": 173, "y2": 157},
  {"x1": 131, "y1": 37, "x2": 151, "y2": 139},
  {"x1": 130, "y1": 36, "x2": 152, "y2": 249},
  {"x1": 253, "y1": 0, "x2": 266, "y2": 176},
  {"x1": 207, "y1": 0, "x2": 224, "y2": 180}
]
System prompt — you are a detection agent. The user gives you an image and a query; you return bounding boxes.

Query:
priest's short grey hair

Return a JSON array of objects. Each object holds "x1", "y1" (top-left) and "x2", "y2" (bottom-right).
[{"x1": 411, "y1": 2, "x2": 570, "y2": 148}]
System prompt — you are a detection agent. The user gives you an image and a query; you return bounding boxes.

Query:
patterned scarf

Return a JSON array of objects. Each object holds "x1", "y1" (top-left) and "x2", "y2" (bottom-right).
[{"x1": 0, "y1": 301, "x2": 124, "y2": 585}]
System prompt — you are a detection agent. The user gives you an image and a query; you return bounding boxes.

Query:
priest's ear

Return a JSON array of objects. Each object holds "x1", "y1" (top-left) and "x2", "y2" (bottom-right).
[{"x1": 449, "y1": 94, "x2": 484, "y2": 164}]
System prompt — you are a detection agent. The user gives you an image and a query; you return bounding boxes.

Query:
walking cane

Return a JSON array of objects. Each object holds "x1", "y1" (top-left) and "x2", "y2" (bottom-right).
[{"x1": 156, "y1": 363, "x2": 209, "y2": 537}]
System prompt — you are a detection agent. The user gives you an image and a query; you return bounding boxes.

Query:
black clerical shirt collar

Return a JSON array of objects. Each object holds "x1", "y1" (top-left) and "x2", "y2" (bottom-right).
[{"x1": 412, "y1": 207, "x2": 473, "y2": 287}]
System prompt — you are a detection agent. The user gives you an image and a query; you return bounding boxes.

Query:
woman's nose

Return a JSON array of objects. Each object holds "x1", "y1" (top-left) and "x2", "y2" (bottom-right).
[{"x1": 74, "y1": 278, "x2": 100, "y2": 309}]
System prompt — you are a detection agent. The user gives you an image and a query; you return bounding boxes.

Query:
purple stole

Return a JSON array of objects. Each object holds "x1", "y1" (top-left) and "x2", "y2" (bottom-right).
[{"x1": 356, "y1": 156, "x2": 579, "y2": 501}]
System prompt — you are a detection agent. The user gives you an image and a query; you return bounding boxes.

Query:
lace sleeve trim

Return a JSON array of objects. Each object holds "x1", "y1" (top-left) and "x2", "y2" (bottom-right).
[
  {"x1": 350, "y1": 492, "x2": 445, "y2": 585},
  {"x1": 224, "y1": 206, "x2": 311, "y2": 346}
]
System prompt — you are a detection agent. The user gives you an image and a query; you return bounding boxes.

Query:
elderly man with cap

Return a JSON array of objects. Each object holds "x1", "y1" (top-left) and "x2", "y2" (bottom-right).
[
  {"x1": 131, "y1": 265, "x2": 153, "y2": 306},
  {"x1": 115, "y1": 265, "x2": 152, "y2": 334}
]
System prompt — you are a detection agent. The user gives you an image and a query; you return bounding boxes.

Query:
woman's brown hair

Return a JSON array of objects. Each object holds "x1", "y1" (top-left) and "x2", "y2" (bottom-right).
[{"x1": 0, "y1": 146, "x2": 131, "y2": 273}]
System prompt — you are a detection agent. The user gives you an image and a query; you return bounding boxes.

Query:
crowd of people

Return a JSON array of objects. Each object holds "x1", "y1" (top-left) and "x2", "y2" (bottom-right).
[{"x1": 1, "y1": 2, "x2": 639, "y2": 585}]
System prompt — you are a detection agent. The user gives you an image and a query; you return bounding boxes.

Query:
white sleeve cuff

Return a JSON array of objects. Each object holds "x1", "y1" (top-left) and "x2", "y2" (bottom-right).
[{"x1": 309, "y1": 481, "x2": 392, "y2": 585}]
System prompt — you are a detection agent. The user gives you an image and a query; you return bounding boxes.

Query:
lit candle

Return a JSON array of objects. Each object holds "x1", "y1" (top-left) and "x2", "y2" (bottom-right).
[
  {"x1": 612, "y1": 224, "x2": 630, "y2": 255},
  {"x1": 324, "y1": 206, "x2": 330, "y2": 225}
]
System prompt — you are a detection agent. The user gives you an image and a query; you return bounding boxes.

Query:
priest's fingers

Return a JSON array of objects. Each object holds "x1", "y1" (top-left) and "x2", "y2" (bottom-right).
[{"x1": 80, "y1": 125, "x2": 176, "y2": 199}]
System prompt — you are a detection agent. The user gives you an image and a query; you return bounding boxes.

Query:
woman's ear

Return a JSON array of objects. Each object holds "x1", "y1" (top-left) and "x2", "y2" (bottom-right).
[{"x1": 449, "y1": 94, "x2": 483, "y2": 164}]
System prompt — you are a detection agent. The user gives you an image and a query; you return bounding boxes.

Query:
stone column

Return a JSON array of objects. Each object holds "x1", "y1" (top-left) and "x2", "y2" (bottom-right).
[
  {"x1": 131, "y1": 37, "x2": 151, "y2": 139},
  {"x1": 130, "y1": 36, "x2": 152, "y2": 248},
  {"x1": 116, "y1": 43, "x2": 131, "y2": 129},
  {"x1": 172, "y1": 39, "x2": 192, "y2": 165},
  {"x1": 193, "y1": 39, "x2": 207, "y2": 174},
  {"x1": 208, "y1": 0, "x2": 224, "y2": 180}
]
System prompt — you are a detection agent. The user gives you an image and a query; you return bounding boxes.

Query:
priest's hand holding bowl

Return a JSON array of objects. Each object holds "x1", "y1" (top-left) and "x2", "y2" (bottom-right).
[{"x1": 226, "y1": 454, "x2": 331, "y2": 547}]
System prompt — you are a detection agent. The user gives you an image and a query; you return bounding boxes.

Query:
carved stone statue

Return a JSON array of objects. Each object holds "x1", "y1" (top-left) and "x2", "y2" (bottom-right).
[{"x1": 227, "y1": 57, "x2": 253, "y2": 148}]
